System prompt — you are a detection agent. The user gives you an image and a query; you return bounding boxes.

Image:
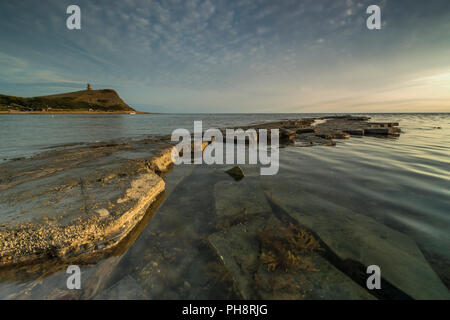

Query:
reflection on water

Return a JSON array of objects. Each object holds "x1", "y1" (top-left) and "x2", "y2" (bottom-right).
[{"x1": 0, "y1": 113, "x2": 449, "y2": 299}]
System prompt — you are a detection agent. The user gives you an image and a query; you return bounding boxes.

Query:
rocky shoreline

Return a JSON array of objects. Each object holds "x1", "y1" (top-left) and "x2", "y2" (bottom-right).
[
  {"x1": 0, "y1": 116, "x2": 402, "y2": 268},
  {"x1": 1, "y1": 115, "x2": 449, "y2": 300},
  {"x1": 0, "y1": 139, "x2": 174, "y2": 268},
  {"x1": 0, "y1": 111, "x2": 147, "y2": 114}
]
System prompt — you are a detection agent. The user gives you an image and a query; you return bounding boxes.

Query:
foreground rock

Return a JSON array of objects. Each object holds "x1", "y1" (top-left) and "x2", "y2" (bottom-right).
[
  {"x1": 209, "y1": 179, "x2": 376, "y2": 299},
  {"x1": 225, "y1": 166, "x2": 245, "y2": 181},
  {"x1": 0, "y1": 116, "x2": 402, "y2": 269},
  {"x1": 0, "y1": 138, "x2": 175, "y2": 267},
  {"x1": 259, "y1": 177, "x2": 450, "y2": 300},
  {"x1": 94, "y1": 275, "x2": 149, "y2": 300},
  {"x1": 89, "y1": 165, "x2": 242, "y2": 300},
  {"x1": 0, "y1": 115, "x2": 409, "y2": 300}
]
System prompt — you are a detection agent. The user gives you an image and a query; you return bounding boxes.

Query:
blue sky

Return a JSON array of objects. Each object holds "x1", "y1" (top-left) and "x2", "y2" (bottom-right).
[{"x1": 1, "y1": 0, "x2": 449, "y2": 112}]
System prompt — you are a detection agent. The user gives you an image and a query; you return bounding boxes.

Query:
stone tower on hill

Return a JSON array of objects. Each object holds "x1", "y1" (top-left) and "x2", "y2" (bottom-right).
[{"x1": 87, "y1": 83, "x2": 92, "y2": 90}]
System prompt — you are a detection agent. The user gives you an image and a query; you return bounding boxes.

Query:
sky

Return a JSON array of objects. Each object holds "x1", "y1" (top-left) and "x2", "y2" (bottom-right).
[{"x1": 0, "y1": 0, "x2": 449, "y2": 113}]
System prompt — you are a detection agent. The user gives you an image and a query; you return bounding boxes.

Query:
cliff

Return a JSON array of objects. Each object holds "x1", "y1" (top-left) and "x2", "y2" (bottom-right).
[{"x1": 0, "y1": 89, "x2": 137, "y2": 113}]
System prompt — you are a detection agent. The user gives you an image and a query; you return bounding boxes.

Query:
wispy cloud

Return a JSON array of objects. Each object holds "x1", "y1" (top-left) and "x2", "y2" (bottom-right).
[{"x1": 0, "y1": 0, "x2": 449, "y2": 112}]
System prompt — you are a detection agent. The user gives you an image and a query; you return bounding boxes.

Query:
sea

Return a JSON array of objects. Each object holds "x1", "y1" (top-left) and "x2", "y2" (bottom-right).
[{"x1": 0, "y1": 113, "x2": 448, "y2": 299}]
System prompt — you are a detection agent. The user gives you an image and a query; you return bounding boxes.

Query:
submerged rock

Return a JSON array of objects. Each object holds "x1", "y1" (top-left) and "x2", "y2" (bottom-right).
[
  {"x1": 209, "y1": 180, "x2": 376, "y2": 300},
  {"x1": 261, "y1": 180, "x2": 450, "y2": 300},
  {"x1": 214, "y1": 180, "x2": 272, "y2": 230},
  {"x1": 208, "y1": 215, "x2": 376, "y2": 300},
  {"x1": 225, "y1": 166, "x2": 245, "y2": 181},
  {"x1": 94, "y1": 275, "x2": 149, "y2": 300},
  {"x1": 0, "y1": 115, "x2": 409, "y2": 299}
]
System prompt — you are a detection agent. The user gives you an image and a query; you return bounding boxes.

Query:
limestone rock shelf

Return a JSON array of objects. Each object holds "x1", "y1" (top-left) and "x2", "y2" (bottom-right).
[
  {"x1": 2, "y1": 116, "x2": 448, "y2": 300},
  {"x1": 0, "y1": 115, "x2": 402, "y2": 268},
  {"x1": 0, "y1": 138, "x2": 174, "y2": 267}
]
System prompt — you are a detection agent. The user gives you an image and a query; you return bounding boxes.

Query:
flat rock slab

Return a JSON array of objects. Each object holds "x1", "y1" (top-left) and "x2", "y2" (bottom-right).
[
  {"x1": 0, "y1": 139, "x2": 174, "y2": 267},
  {"x1": 86, "y1": 164, "x2": 242, "y2": 300},
  {"x1": 211, "y1": 181, "x2": 375, "y2": 299},
  {"x1": 0, "y1": 116, "x2": 411, "y2": 299},
  {"x1": 311, "y1": 117, "x2": 401, "y2": 143},
  {"x1": 260, "y1": 178, "x2": 450, "y2": 300},
  {"x1": 94, "y1": 275, "x2": 149, "y2": 300},
  {"x1": 365, "y1": 128, "x2": 400, "y2": 135},
  {"x1": 344, "y1": 129, "x2": 365, "y2": 136},
  {"x1": 208, "y1": 215, "x2": 375, "y2": 300},
  {"x1": 214, "y1": 179, "x2": 272, "y2": 219},
  {"x1": 235, "y1": 116, "x2": 401, "y2": 148},
  {"x1": 367, "y1": 122, "x2": 399, "y2": 128}
]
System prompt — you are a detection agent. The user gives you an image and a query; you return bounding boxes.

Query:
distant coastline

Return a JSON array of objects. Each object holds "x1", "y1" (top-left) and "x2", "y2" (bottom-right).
[
  {"x1": 0, "y1": 110, "x2": 148, "y2": 114},
  {"x1": 0, "y1": 87, "x2": 143, "y2": 114}
]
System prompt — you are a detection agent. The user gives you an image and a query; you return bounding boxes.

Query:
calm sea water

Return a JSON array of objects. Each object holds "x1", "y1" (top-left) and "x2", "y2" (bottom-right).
[
  {"x1": 0, "y1": 113, "x2": 320, "y2": 161},
  {"x1": 0, "y1": 113, "x2": 448, "y2": 298}
]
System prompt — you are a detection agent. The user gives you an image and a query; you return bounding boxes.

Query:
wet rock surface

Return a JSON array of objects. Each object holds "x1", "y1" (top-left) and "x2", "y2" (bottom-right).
[
  {"x1": 90, "y1": 166, "x2": 242, "y2": 300},
  {"x1": 225, "y1": 166, "x2": 245, "y2": 181},
  {"x1": 82, "y1": 166, "x2": 379, "y2": 300},
  {"x1": 235, "y1": 115, "x2": 402, "y2": 147},
  {"x1": 94, "y1": 162, "x2": 435, "y2": 300},
  {"x1": 94, "y1": 275, "x2": 149, "y2": 300},
  {"x1": 5, "y1": 115, "x2": 447, "y2": 301},
  {"x1": 258, "y1": 175, "x2": 450, "y2": 300},
  {"x1": 0, "y1": 116, "x2": 394, "y2": 266},
  {"x1": 209, "y1": 180, "x2": 376, "y2": 300},
  {"x1": 0, "y1": 138, "x2": 174, "y2": 267}
]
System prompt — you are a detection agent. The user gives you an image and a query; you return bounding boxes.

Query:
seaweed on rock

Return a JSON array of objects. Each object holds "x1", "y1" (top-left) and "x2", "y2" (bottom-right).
[{"x1": 258, "y1": 224, "x2": 322, "y2": 273}]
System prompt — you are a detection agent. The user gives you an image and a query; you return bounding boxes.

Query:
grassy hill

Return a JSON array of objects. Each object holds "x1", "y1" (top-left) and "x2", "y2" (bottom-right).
[{"x1": 0, "y1": 89, "x2": 136, "y2": 113}]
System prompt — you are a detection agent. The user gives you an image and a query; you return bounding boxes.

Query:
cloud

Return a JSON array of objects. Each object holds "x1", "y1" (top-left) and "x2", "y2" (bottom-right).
[{"x1": 0, "y1": 0, "x2": 449, "y2": 112}]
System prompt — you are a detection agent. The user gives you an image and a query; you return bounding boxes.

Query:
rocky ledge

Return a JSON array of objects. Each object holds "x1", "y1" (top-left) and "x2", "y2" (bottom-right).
[
  {"x1": 0, "y1": 116, "x2": 401, "y2": 269},
  {"x1": 0, "y1": 139, "x2": 175, "y2": 267},
  {"x1": 237, "y1": 115, "x2": 401, "y2": 147}
]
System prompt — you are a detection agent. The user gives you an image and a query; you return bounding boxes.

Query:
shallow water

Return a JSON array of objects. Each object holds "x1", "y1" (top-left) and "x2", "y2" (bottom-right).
[
  {"x1": 0, "y1": 113, "x2": 319, "y2": 161},
  {"x1": 0, "y1": 113, "x2": 449, "y2": 299}
]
